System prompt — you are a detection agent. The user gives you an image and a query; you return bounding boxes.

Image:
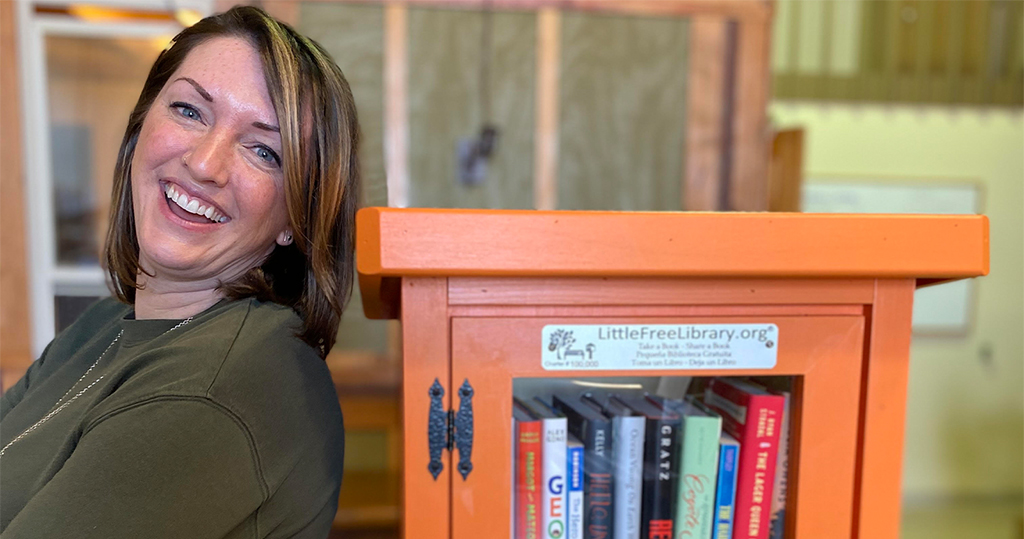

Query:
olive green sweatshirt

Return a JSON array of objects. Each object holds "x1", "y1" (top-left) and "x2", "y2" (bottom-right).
[{"x1": 0, "y1": 297, "x2": 345, "y2": 538}]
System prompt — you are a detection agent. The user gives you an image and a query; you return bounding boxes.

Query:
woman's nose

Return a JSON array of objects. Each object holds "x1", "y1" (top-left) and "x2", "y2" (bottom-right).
[{"x1": 182, "y1": 130, "x2": 231, "y2": 186}]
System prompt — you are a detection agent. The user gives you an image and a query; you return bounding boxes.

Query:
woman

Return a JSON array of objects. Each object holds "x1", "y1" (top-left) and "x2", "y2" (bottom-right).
[{"x1": 0, "y1": 7, "x2": 357, "y2": 538}]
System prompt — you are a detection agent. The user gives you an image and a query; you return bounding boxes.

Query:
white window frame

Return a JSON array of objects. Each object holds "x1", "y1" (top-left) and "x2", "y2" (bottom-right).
[{"x1": 17, "y1": 0, "x2": 211, "y2": 356}]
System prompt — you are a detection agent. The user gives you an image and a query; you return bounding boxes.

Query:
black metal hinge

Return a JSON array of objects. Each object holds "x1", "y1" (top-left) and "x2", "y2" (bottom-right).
[{"x1": 426, "y1": 378, "x2": 474, "y2": 481}]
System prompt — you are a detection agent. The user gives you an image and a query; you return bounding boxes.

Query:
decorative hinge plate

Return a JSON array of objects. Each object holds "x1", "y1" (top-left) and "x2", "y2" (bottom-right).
[{"x1": 426, "y1": 378, "x2": 474, "y2": 481}]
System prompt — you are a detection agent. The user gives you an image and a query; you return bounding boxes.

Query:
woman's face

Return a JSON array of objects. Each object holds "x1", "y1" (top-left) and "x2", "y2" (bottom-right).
[{"x1": 131, "y1": 36, "x2": 290, "y2": 287}]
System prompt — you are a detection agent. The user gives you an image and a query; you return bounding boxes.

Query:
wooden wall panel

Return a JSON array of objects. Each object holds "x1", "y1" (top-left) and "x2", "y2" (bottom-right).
[
  {"x1": 0, "y1": 0, "x2": 32, "y2": 381},
  {"x1": 300, "y1": 3, "x2": 388, "y2": 207},
  {"x1": 407, "y1": 7, "x2": 536, "y2": 209},
  {"x1": 299, "y1": 4, "x2": 391, "y2": 354},
  {"x1": 558, "y1": 12, "x2": 688, "y2": 211}
]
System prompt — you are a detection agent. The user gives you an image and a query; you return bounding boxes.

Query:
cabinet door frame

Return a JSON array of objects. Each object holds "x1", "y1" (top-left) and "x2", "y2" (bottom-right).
[{"x1": 449, "y1": 313, "x2": 866, "y2": 539}]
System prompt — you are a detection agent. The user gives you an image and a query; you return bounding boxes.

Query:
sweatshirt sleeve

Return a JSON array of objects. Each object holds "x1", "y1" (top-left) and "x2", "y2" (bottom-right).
[
  {"x1": 0, "y1": 340, "x2": 55, "y2": 420},
  {"x1": 1, "y1": 397, "x2": 266, "y2": 539}
]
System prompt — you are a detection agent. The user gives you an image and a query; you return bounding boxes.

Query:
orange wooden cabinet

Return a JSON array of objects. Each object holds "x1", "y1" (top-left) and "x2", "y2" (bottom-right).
[{"x1": 355, "y1": 208, "x2": 988, "y2": 539}]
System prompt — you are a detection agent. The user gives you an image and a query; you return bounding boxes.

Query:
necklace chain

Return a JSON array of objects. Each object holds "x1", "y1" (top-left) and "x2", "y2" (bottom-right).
[{"x1": 0, "y1": 316, "x2": 193, "y2": 459}]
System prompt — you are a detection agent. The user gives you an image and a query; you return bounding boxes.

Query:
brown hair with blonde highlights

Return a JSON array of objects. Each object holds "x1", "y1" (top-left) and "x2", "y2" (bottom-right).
[{"x1": 105, "y1": 6, "x2": 360, "y2": 357}]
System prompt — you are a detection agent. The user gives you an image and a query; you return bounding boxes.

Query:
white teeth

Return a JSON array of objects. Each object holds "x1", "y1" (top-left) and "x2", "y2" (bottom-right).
[{"x1": 163, "y1": 183, "x2": 225, "y2": 223}]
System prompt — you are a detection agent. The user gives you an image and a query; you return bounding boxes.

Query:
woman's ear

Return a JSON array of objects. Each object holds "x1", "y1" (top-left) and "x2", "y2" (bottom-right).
[{"x1": 277, "y1": 230, "x2": 294, "y2": 246}]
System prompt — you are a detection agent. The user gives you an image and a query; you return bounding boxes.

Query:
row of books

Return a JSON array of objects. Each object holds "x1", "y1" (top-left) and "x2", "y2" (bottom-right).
[{"x1": 512, "y1": 378, "x2": 791, "y2": 539}]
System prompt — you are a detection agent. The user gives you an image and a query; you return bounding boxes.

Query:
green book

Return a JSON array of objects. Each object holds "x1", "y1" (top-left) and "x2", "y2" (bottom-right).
[{"x1": 654, "y1": 395, "x2": 722, "y2": 539}]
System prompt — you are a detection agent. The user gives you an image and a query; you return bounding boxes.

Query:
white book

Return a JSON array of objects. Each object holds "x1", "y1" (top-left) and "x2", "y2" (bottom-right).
[
  {"x1": 610, "y1": 413, "x2": 645, "y2": 539},
  {"x1": 566, "y1": 436, "x2": 585, "y2": 539},
  {"x1": 531, "y1": 398, "x2": 568, "y2": 539}
]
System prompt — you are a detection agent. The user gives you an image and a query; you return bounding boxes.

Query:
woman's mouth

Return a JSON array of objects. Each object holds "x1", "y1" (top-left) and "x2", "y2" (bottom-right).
[{"x1": 163, "y1": 182, "x2": 228, "y2": 224}]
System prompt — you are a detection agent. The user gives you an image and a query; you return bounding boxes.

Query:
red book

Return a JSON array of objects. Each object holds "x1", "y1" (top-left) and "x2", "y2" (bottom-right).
[
  {"x1": 703, "y1": 379, "x2": 785, "y2": 539},
  {"x1": 514, "y1": 400, "x2": 543, "y2": 539}
]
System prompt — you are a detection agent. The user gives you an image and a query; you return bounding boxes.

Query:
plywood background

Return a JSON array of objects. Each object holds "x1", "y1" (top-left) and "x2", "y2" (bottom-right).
[
  {"x1": 558, "y1": 13, "x2": 689, "y2": 211},
  {"x1": 406, "y1": 7, "x2": 536, "y2": 209}
]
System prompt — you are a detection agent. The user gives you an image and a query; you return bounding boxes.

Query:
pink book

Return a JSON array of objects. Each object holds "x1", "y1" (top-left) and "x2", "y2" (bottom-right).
[{"x1": 703, "y1": 379, "x2": 785, "y2": 539}]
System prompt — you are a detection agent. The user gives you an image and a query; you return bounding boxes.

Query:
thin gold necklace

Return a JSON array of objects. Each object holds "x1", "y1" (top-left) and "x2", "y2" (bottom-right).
[{"x1": 0, "y1": 316, "x2": 193, "y2": 459}]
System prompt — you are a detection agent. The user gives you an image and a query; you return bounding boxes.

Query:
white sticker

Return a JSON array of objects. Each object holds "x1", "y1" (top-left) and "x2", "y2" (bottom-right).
[{"x1": 541, "y1": 324, "x2": 778, "y2": 371}]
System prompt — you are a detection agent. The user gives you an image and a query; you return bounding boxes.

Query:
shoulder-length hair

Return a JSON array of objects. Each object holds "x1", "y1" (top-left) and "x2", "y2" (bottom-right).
[{"x1": 105, "y1": 5, "x2": 360, "y2": 357}]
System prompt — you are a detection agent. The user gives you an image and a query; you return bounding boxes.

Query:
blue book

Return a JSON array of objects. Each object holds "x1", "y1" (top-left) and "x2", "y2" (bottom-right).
[
  {"x1": 713, "y1": 433, "x2": 740, "y2": 539},
  {"x1": 566, "y1": 436, "x2": 585, "y2": 539}
]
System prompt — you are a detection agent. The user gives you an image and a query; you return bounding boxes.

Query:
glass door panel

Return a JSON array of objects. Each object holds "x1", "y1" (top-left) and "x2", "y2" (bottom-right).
[
  {"x1": 45, "y1": 34, "x2": 161, "y2": 266},
  {"x1": 450, "y1": 315, "x2": 865, "y2": 539}
]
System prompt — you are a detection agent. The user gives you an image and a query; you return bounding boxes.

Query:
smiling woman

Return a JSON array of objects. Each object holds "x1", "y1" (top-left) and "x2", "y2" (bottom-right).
[{"x1": 0, "y1": 7, "x2": 358, "y2": 538}]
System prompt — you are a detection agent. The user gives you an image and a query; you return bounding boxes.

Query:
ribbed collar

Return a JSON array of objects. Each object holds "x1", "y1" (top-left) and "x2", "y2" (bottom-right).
[{"x1": 119, "y1": 298, "x2": 234, "y2": 348}]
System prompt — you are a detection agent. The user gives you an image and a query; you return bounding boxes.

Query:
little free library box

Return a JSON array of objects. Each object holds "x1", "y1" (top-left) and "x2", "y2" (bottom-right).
[{"x1": 355, "y1": 208, "x2": 988, "y2": 539}]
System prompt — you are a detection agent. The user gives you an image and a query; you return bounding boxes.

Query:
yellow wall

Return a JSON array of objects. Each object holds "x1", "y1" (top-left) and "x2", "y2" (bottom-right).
[{"x1": 770, "y1": 103, "x2": 1024, "y2": 498}]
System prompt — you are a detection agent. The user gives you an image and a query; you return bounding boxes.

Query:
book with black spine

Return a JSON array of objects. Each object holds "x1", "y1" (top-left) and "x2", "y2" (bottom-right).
[
  {"x1": 611, "y1": 395, "x2": 682, "y2": 539},
  {"x1": 590, "y1": 394, "x2": 645, "y2": 539},
  {"x1": 553, "y1": 394, "x2": 615, "y2": 539}
]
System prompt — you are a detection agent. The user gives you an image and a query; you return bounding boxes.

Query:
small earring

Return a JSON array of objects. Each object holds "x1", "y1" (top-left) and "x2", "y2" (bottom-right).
[{"x1": 284, "y1": 233, "x2": 292, "y2": 244}]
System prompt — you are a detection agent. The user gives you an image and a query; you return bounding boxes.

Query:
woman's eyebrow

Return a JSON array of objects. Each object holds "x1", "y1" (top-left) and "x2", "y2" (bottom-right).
[
  {"x1": 252, "y1": 121, "x2": 280, "y2": 133},
  {"x1": 174, "y1": 77, "x2": 279, "y2": 132},
  {"x1": 176, "y1": 77, "x2": 213, "y2": 102}
]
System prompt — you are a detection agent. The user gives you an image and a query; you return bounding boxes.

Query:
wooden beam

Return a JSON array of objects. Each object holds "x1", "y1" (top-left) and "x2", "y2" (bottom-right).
[
  {"x1": 854, "y1": 279, "x2": 916, "y2": 539},
  {"x1": 684, "y1": 17, "x2": 728, "y2": 211},
  {"x1": 768, "y1": 128, "x2": 804, "y2": 212},
  {"x1": 304, "y1": 0, "x2": 771, "y2": 21},
  {"x1": 0, "y1": 0, "x2": 33, "y2": 385},
  {"x1": 729, "y1": 15, "x2": 773, "y2": 211},
  {"x1": 533, "y1": 8, "x2": 559, "y2": 210},
  {"x1": 384, "y1": 3, "x2": 409, "y2": 207},
  {"x1": 259, "y1": 1, "x2": 301, "y2": 25}
]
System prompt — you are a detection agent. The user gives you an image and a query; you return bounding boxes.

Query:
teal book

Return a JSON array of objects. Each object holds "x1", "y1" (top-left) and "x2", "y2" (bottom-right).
[{"x1": 652, "y1": 395, "x2": 722, "y2": 539}]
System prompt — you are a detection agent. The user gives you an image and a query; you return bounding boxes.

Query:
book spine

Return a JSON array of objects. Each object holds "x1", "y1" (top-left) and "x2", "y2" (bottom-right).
[
  {"x1": 767, "y1": 393, "x2": 790, "y2": 539},
  {"x1": 719, "y1": 393, "x2": 784, "y2": 539},
  {"x1": 587, "y1": 469, "x2": 614, "y2": 539},
  {"x1": 517, "y1": 419, "x2": 543, "y2": 539},
  {"x1": 584, "y1": 419, "x2": 614, "y2": 539},
  {"x1": 612, "y1": 416, "x2": 646, "y2": 539},
  {"x1": 675, "y1": 414, "x2": 722, "y2": 539},
  {"x1": 542, "y1": 417, "x2": 568, "y2": 539},
  {"x1": 513, "y1": 417, "x2": 518, "y2": 539},
  {"x1": 640, "y1": 419, "x2": 680, "y2": 539},
  {"x1": 567, "y1": 440, "x2": 585, "y2": 539},
  {"x1": 713, "y1": 437, "x2": 740, "y2": 539}
]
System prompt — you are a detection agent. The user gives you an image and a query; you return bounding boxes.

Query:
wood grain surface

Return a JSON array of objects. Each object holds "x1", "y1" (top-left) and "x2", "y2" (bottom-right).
[
  {"x1": 557, "y1": 12, "x2": 688, "y2": 211},
  {"x1": 407, "y1": 7, "x2": 535, "y2": 209},
  {"x1": 1, "y1": 0, "x2": 32, "y2": 381},
  {"x1": 300, "y1": 3, "x2": 388, "y2": 207}
]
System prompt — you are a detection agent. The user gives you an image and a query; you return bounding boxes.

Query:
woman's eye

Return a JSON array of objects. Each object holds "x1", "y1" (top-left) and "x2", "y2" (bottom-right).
[
  {"x1": 255, "y1": 146, "x2": 281, "y2": 166},
  {"x1": 171, "y1": 102, "x2": 202, "y2": 122}
]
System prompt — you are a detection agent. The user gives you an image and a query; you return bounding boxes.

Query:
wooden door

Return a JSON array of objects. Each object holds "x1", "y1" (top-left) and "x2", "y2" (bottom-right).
[{"x1": 450, "y1": 314, "x2": 866, "y2": 539}]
